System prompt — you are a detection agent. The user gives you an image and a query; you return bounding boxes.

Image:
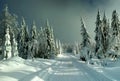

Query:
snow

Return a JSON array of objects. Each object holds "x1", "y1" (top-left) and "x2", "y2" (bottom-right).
[
  {"x1": 88, "y1": 59, "x2": 120, "y2": 81},
  {"x1": 0, "y1": 53, "x2": 120, "y2": 81}
]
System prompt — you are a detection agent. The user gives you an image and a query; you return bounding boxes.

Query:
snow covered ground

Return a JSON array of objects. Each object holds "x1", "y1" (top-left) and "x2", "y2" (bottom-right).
[
  {"x1": 0, "y1": 53, "x2": 120, "y2": 81},
  {"x1": 88, "y1": 59, "x2": 120, "y2": 81}
]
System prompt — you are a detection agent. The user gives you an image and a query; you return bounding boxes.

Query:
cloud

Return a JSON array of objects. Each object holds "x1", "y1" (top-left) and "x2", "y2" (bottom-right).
[{"x1": 0, "y1": 0, "x2": 119, "y2": 43}]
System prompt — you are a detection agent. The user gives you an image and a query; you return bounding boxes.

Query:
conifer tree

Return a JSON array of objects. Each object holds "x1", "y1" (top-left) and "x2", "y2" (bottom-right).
[
  {"x1": 45, "y1": 19, "x2": 56, "y2": 58},
  {"x1": 19, "y1": 17, "x2": 29, "y2": 59},
  {"x1": 101, "y1": 13, "x2": 109, "y2": 56},
  {"x1": 0, "y1": 5, "x2": 18, "y2": 56},
  {"x1": 111, "y1": 10, "x2": 119, "y2": 36},
  {"x1": 55, "y1": 39, "x2": 59, "y2": 54},
  {"x1": 73, "y1": 41, "x2": 80, "y2": 54},
  {"x1": 109, "y1": 10, "x2": 120, "y2": 58},
  {"x1": 31, "y1": 21, "x2": 37, "y2": 39},
  {"x1": 37, "y1": 27, "x2": 47, "y2": 58},
  {"x1": 30, "y1": 21, "x2": 38, "y2": 58},
  {"x1": 80, "y1": 18, "x2": 91, "y2": 61},
  {"x1": 58, "y1": 40, "x2": 62, "y2": 54},
  {"x1": 12, "y1": 33, "x2": 18, "y2": 57},
  {"x1": 3, "y1": 27, "x2": 12, "y2": 60},
  {"x1": 94, "y1": 10, "x2": 104, "y2": 58}
]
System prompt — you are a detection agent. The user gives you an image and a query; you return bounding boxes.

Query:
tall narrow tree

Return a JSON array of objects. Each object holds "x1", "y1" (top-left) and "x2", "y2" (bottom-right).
[
  {"x1": 94, "y1": 10, "x2": 103, "y2": 58},
  {"x1": 0, "y1": 5, "x2": 18, "y2": 56},
  {"x1": 110, "y1": 10, "x2": 120, "y2": 57},
  {"x1": 12, "y1": 33, "x2": 18, "y2": 57},
  {"x1": 45, "y1": 19, "x2": 56, "y2": 58},
  {"x1": 30, "y1": 21, "x2": 38, "y2": 58},
  {"x1": 101, "y1": 12, "x2": 109, "y2": 56},
  {"x1": 80, "y1": 18, "x2": 91, "y2": 61},
  {"x1": 19, "y1": 17, "x2": 29, "y2": 59},
  {"x1": 111, "y1": 10, "x2": 119, "y2": 36},
  {"x1": 3, "y1": 27, "x2": 12, "y2": 60}
]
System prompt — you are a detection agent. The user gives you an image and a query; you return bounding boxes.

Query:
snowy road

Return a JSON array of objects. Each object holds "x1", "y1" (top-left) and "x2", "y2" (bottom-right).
[
  {"x1": 0, "y1": 53, "x2": 114, "y2": 81},
  {"x1": 21, "y1": 53, "x2": 113, "y2": 81},
  {"x1": 47, "y1": 54, "x2": 113, "y2": 81}
]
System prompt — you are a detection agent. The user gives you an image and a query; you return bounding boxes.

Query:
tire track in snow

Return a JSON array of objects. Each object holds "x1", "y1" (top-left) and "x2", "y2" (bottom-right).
[
  {"x1": 49, "y1": 54, "x2": 90, "y2": 81},
  {"x1": 19, "y1": 53, "x2": 113, "y2": 81},
  {"x1": 70, "y1": 54, "x2": 113, "y2": 81},
  {"x1": 19, "y1": 61, "x2": 58, "y2": 81}
]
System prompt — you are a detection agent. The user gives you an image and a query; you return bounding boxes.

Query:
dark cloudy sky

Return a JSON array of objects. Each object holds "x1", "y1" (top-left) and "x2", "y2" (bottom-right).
[{"x1": 0, "y1": 0, "x2": 119, "y2": 43}]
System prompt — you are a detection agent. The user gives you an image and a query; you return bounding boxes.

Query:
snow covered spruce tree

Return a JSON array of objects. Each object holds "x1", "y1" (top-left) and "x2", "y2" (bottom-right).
[
  {"x1": 18, "y1": 17, "x2": 29, "y2": 59},
  {"x1": 30, "y1": 21, "x2": 39, "y2": 58},
  {"x1": 12, "y1": 33, "x2": 18, "y2": 57},
  {"x1": 3, "y1": 27, "x2": 12, "y2": 60},
  {"x1": 44, "y1": 19, "x2": 56, "y2": 58},
  {"x1": 0, "y1": 5, "x2": 18, "y2": 58},
  {"x1": 94, "y1": 10, "x2": 104, "y2": 58},
  {"x1": 58, "y1": 40, "x2": 63, "y2": 54},
  {"x1": 37, "y1": 27, "x2": 48, "y2": 58},
  {"x1": 55, "y1": 39, "x2": 63, "y2": 55},
  {"x1": 101, "y1": 13, "x2": 109, "y2": 57},
  {"x1": 73, "y1": 41, "x2": 80, "y2": 55},
  {"x1": 111, "y1": 10, "x2": 120, "y2": 37},
  {"x1": 108, "y1": 10, "x2": 120, "y2": 58},
  {"x1": 55, "y1": 40, "x2": 58, "y2": 54},
  {"x1": 80, "y1": 18, "x2": 91, "y2": 61}
]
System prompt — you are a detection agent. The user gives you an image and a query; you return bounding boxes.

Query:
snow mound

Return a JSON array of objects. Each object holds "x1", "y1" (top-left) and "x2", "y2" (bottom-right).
[{"x1": 0, "y1": 56, "x2": 25, "y2": 71}]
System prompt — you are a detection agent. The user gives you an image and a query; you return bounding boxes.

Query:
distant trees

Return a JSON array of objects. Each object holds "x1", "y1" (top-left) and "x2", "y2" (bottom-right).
[{"x1": 55, "y1": 40, "x2": 63, "y2": 55}]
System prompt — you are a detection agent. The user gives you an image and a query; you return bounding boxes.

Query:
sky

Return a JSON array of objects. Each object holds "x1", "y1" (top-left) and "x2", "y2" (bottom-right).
[{"x1": 0, "y1": 0, "x2": 119, "y2": 43}]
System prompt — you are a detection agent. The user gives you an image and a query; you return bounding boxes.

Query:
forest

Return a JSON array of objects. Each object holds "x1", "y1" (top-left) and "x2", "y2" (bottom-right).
[{"x1": 0, "y1": 5, "x2": 120, "y2": 63}]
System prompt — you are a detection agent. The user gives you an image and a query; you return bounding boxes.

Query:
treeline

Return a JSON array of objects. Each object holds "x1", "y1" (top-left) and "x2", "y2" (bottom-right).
[
  {"x1": 0, "y1": 5, "x2": 62, "y2": 60},
  {"x1": 80, "y1": 10, "x2": 120, "y2": 61}
]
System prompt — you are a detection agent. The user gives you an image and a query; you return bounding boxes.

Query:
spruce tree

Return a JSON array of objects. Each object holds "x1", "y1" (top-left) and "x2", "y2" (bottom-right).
[
  {"x1": 74, "y1": 41, "x2": 80, "y2": 54},
  {"x1": 19, "y1": 17, "x2": 29, "y2": 59},
  {"x1": 58, "y1": 40, "x2": 62, "y2": 54},
  {"x1": 3, "y1": 27, "x2": 12, "y2": 60},
  {"x1": 0, "y1": 5, "x2": 18, "y2": 56},
  {"x1": 45, "y1": 19, "x2": 56, "y2": 58},
  {"x1": 80, "y1": 18, "x2": 91, "y2": 61},
  {"x1": 101, "y1": 12, "x2": 109, "y2": 56},
  {"x1": 38, "y1": 27, "x2": 47, "y2": 58},
  {"x1": 30, "y1": 21, "x2": 38, "y2": 58},
  {"x1": 55, "y1": 39, "x2": 59, "y2": 54},
  {"x1": 94, "y1": 10, "x2": 103, "y2": 58},
  {"x1": 109, "y1": 10, "x2": 120, "y2": 58},
  {"x1": 12, "y1": 33, "x2": 18, "y2": 57},
  {"x1": 31, "y1": 21, "x2": 37, "y2": 39},
  {"x1": 111, "y1": 10, "x2": 119, "y2": 36},
  {"x1": 0, "y1": 5, "x2": 18, "y2": 45}
]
